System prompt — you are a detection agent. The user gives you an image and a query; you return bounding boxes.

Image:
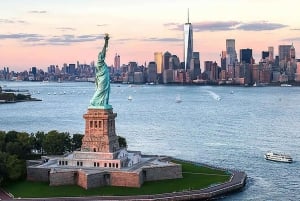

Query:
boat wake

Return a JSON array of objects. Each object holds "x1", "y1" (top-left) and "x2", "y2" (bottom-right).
[{"x1": 205, "y1": 90, "x2": 221, "y2": 101}]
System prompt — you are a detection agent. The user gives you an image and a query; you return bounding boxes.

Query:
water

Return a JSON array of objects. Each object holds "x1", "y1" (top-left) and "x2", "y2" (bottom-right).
[{"x1": 1, "y1": 81, "x2": 300, "y2": 200}]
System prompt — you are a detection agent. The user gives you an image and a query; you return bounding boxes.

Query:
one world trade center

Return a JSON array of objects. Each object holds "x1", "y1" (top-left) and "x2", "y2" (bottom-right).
[{"x1": 184, "y1": 9, "x2": 193, "y2": 71}]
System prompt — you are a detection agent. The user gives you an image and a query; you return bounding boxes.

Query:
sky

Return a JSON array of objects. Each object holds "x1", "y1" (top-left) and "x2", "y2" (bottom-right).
[{"x1": 1, "y1": 0, "x2": 300, "y2": 71}]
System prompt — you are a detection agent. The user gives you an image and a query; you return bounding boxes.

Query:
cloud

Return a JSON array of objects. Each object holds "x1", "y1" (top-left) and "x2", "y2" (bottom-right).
[
  {"x1": 164, "y1": 22, "x2": 179, "y2": 27},
  {"x1": 290, "y1": 28, "x2": 300, "y2": 31},
  {"x1": 97, "y1": 24, "x2": 108, "y2": 27},
  {"x1": 282, "y1": 37, "x2": 300, "y2": 42},
  {"x1": 0, "y1": 33, "x2": 104, "y2": 46},
  {"x1": 115, "y1": 37, "x2": 181, "y2": 43},
  {"x1": 115, "y1": 38, "x2": 136, "y2": 42},
  {"x1": 165, "y1": 21, "x2": 288, "y2": 32},
  {"x1": 193, "y1": 21, "x2": 239, "y2": 31},
  {"x1": 22, "y1": 37, "x2": 44, "y2": 42},
  {"x1": 0, "y1": 33, "x2": 42, "y2": 39},
  {"x1": 236, "y1": 21, "x2": 288, "y2": 31},
  {"x1": 56, "y1": 27, "x2": 76, "y2": 31},
  {"x1": 29, "y1": 10, "x2": 47, "y2": 14},
  {"x1": 46, "y1": 34, "x2": 103, "y2": 45},
  {"x1": 144, "y1": 37, "x2": 182, "y2": 42},
  {"x1": 0, "y1": 19, "x2": 27, "y2": 24}
]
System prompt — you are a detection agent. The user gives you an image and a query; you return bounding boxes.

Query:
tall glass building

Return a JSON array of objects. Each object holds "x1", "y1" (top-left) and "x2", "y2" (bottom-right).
[
  {"x1": 279, "y1": 45, "x2": 292, "y2": 61},
  {"x1": 184, "y1": 9, "x2": 193, "y2": 71},
  {"x1": 226, "y1": 39, "x2": 237, "y2": 64}
]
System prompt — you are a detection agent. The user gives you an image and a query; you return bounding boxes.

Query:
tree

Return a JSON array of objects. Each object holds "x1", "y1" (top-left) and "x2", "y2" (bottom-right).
[
  {"x1": 6, "y1": 154, "x2": 26, "y2": 180},
  {"x1": 31, "y1": 131, "x2": 45, "y2": 154},
  {"x1": 0, "y1": 152, "x2": 25, "y2": 185},
  {"x1": 16, "y1": 93, "x2": 30, "y2": 100},
  {"x1": 0, "y1": 131, "x2": 5, "y2": 152},
  {"x1": 5, "y1": 142, "x2": 23, "y2": 157},
  {"x1": 71, "y1": 134, "x2": 83, "y2": 151},
  {"x1": 42, "y1": 130, "x2": 71, "y2": 155},
  {"x1": 0, "y1": 152, "x2": 8, "y2": 186},
  {"x1": 5, "y1": 130, "x2": 18, "y2": 143},
  {"x1": 4, "y1": 131, "x2": 31, "y2": 159},
  {"x1": 16, "y1": 132, "x2": 32, "y2": 159},
  {"x1": 118, "y1": 136, "x2": 127, "y2": 148}
]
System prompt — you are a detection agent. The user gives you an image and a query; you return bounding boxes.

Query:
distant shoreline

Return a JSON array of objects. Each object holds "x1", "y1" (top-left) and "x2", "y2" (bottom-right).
[
  {"x1": 1, "y1": 79, "x2": 300, "y2": 87},
  {"x1": 0, "y1": 87, "x2": 42, "y2": 104},
  {"x1": 0, "y1": 98, "x2": 42, "y2": 104}
]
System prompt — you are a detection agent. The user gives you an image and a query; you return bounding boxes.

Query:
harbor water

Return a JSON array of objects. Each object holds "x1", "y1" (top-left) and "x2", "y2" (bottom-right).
[{"x1": 0, "y1": 81, "x2": 299, "y2": 200}]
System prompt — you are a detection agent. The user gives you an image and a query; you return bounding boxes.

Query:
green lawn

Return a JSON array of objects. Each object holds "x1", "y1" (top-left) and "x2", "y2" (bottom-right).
[{"x1": 5, "y1": 160, "x2": 231, "y2": 198}]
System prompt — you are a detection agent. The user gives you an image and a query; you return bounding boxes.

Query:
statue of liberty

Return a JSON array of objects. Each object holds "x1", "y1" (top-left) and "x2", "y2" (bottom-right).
[{"x1": 89, "y1": 33, "x2": 112, "y2": 109}]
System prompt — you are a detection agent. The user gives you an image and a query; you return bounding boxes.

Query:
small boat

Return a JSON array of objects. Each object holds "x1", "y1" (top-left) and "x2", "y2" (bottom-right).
[
  {"x1": 175, "y1": 95, "x2": 182, "y2": 103},
  {"x1": 128, "y1": 95, "x2": 132, "y2": 101},
  {"x1": 264, "y1": 152, "x2": 293, "y2": 163},
  {"x1": 253, "y1": 82, "x2": 265, "y2": 87}
]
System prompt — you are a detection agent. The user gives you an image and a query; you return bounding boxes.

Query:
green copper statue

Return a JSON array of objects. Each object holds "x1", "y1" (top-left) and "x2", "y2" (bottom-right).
[{"x1": 89, "y1": 33, "x2": 112, "y2": 109}]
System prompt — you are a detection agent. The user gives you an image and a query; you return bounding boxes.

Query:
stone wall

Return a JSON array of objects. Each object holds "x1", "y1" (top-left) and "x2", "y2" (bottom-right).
[
  {"x1": 76, "y1": 170, "x2": 87, "y2": 189},
  {"x1": 143, "y1": 164, "x2": 182, "y2": 181},
  {"x1": 86, "y1": 172, "x2": 108, "y2": 189},
  {"x1": 49, "y1": 170, "x2": 77, "y2": 186},
  {"x1": 27, "y1": 167, "x2": 50, "y2": 182},
  {"x1": 110, "y1": 171, "x2": 142, "y2": 188}
]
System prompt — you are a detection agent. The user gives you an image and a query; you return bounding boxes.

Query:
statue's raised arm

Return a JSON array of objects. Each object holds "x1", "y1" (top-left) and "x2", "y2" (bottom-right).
[
  {"x1": 98, "y1": 34, "x2": 109, "y2": 62},
  {"x1": 89, "y1": 33, "x2": 112, "y2": 109}
]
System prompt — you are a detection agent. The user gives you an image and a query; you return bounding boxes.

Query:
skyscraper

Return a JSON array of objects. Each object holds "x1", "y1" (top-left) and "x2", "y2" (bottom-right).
[
  {"x1": 147, "y1": 61, "x2": 157, "y2": 83},
  {"x1": 184, "y1": 9, "x2": 193, "y2": 71},
  {"x1": 279, "y1": 45, "x2": 292, "y2": 61},
  {"x1": 154, "y1": 52, "x2": 163, "y2": 74},
  {"x1": 290, "y1": 43, "x2": 296, "y2": 60},
  {"x1": 114, "y1": 53, "x2": 120, "y2": 69},
  {"x1": 268, "y1": 46, "x2": 274, "y2": 62},
  {"x1": 163, "y1": 51, "x2": 172, "y2": 70},
  {"x1": 262, "y1": 51, "x2": 269, "y2": 60},
  {"x1": 240, "y1": 48, "x2": 252, "y2": 64},
  {"x1": 190, "y1": 52, "x2": 201, "y2": 80},
  {"x1": 220, "y1": 51, "x2": 227, "y2": 70},
  {"x1": 226, "y1": 39, "x2": 237, "y2": 64}
]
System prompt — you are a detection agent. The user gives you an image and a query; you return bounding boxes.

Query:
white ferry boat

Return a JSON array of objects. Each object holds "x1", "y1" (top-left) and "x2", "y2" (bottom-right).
[
  {"x1": 280, "y1": 83, "x2": 292, "y2": 87},
  {"x1": 264, "y1": 152, "x2": 293, "y2": 163}
]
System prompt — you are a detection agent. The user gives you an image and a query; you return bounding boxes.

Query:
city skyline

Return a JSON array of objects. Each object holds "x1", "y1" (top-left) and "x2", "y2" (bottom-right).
[{"x1": 1, "y1": 0, "x2": 300, "y2": 71}]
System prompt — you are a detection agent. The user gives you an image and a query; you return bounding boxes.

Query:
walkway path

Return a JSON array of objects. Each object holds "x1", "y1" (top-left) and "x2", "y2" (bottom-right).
[
  {"x1": 0, "y1": 170, "x2": 246, "y2": 201},
  {"x1": 0, "y1": 188, "x2": 12, "y2": 200}
]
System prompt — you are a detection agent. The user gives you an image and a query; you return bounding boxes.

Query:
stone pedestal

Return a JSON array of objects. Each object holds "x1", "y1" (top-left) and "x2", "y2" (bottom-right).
[{"x1": 81, "y1": 108, "x2": 120, "y2": 154}]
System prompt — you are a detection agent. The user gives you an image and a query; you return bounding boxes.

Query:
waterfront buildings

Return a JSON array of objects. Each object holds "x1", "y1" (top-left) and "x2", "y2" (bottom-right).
[
  {"x1": 2, "y1": 41, "x2": 300, "y2": 86},
  {"x1": 1, "y1": 11, "x2": 299, "y2": 86}
]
